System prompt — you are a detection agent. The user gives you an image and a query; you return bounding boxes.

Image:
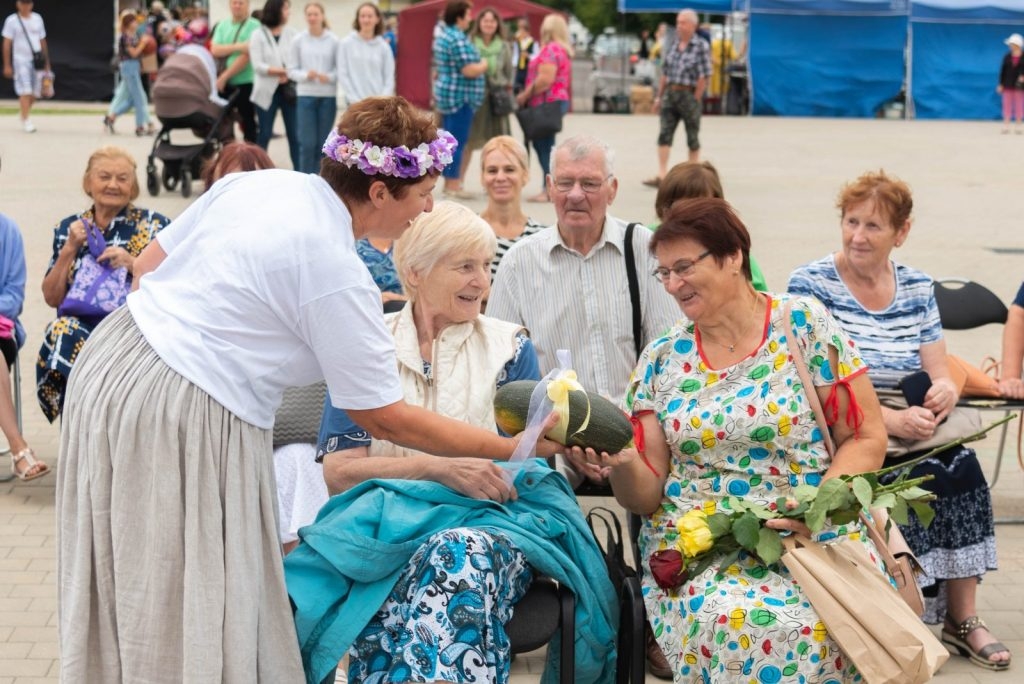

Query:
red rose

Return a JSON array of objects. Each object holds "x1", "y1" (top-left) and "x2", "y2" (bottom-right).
[{"x1": 649, "y1": 549, "x2": 689, "y2": 590}]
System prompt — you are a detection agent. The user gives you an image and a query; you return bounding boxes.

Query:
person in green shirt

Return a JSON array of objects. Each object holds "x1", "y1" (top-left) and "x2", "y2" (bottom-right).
[
  {"x1": 211, "y1": 0, "x2": 261, "y2": 142},
  {"x1": 652, "y1": 160, "x2": 768, "y2": 292}
]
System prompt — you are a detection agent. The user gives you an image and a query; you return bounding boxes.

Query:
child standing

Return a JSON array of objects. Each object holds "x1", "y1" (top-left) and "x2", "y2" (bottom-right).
[{"x1": 997, "y1": 33, "x2": 1024, "y2": 133}]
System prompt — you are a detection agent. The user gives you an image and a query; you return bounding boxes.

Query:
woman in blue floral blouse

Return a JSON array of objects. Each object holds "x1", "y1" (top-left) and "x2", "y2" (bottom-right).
[{"x1": 37, "y1": 147, "x2": 169, "y2": 422}]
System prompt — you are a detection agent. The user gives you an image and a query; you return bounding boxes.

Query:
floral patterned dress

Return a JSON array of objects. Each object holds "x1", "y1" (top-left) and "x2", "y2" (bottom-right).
[
  {"x1": 624, "y1": 293, "x2": 884, "y2": 684},
  {"x1": 37, "y1": 205, "x2": 169, "y2": 422}
]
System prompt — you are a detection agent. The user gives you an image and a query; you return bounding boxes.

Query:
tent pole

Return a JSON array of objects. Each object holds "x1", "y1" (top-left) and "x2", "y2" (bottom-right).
[{"x1": 905, "y1": 21, "x2": 914, "y2": 120}]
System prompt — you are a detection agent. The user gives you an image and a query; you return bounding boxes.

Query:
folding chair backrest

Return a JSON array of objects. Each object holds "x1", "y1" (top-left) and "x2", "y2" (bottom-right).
[{"x1": 933, "y1": 278, "x2": 1008, "y2": 331}]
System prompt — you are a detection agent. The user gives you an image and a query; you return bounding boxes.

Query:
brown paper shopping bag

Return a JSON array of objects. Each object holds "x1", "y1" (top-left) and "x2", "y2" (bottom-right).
[{"x1": 781, "y1": 535, "x2": 948, "y2": 684}]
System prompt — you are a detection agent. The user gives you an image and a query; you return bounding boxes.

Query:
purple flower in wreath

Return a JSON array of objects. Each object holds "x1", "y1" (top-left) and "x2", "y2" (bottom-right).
[{"x1": 392, "y1": 147, "x2": 421, "y2": 179}]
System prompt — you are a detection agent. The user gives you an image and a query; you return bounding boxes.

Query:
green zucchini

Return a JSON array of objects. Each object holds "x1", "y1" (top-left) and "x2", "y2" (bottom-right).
[{"x1": 493, "y1": 380, "x2": 634, "y2": 453}]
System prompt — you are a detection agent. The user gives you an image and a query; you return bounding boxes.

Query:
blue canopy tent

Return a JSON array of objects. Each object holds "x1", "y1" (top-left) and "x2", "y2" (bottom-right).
[
  {"x1": 747, "y1": 0, "x2": 908, "y2": 116},
  {"x1": 910, "y1": 1, "x2": 1024, "y2": 119}
]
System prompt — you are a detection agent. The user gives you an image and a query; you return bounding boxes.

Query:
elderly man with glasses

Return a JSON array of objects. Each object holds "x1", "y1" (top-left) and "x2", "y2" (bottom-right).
[{"x1": 488, "y1": 133, "x2": 680, "y2": 468}]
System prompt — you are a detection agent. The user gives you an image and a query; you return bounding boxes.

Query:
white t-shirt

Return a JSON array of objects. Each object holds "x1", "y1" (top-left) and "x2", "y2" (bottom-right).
[
  {"x1": 1, "y1": 12, "x2": 45, "y2": 63},
  {"x1": 128, "y1": 169, "x2": 403, "y2": 428}
]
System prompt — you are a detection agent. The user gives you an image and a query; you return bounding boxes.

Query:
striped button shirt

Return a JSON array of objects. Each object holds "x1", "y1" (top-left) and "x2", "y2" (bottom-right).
[
  {"x1": 787, "y1": 254, "x2": 943, "y2": 389},
  {"x1": 486, "y1": 216, "x2": 682, "y2": 401}
]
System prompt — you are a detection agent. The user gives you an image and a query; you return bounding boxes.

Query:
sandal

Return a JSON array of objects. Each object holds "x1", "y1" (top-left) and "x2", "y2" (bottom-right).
[
  {"x1": 941, "y1": 614, "x2": 1011, "y2": 671},
  {"x1": 10, "y1": 447, "x2": 50, "y2": 482},
  {"x1": 103, "y1": 115, "x2": 115, "y2": 134},
  {"x1": 642, "y1": 176, "x2": 662, "y2": 188}
]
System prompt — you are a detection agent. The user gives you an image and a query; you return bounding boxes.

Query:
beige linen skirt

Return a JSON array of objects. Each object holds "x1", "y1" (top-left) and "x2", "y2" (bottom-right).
[{"x1": 56, "y1": 307, "x2": 305, "y2": 683}]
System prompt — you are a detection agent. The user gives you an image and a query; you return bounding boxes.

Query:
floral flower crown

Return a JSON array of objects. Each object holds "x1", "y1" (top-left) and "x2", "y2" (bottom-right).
[{"x1": 321, "y1": 129, "x2": 458, "y2": 179}]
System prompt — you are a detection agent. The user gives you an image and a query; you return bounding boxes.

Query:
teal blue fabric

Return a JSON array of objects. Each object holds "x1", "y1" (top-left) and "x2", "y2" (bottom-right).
[{"x1": 284, "y1": 460, "x2": 618, "y2": 684}]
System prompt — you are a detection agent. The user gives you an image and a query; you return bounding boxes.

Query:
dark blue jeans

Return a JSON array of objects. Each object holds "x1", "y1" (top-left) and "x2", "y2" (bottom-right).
[
  {"x1": 441, "y1": 104, "x2": 475, "y2": 180},
  {"x1": 256, "y1": 85, "x2": 299, "y2": 170},
  {"x1": 296, "y1": 96, "x2": 338, "y2": 174}
]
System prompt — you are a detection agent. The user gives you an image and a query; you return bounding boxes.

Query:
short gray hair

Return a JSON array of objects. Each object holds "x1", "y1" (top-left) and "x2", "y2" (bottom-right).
[
  {"x1": 550, "y1": 135, "x2": 616, "y2": 179},
  {"x1": 678, "y1": 9, "x2": 698, "y2": 25},
  {"x1": 393, "y1": 201, "x2": 497, "y2": 302}
]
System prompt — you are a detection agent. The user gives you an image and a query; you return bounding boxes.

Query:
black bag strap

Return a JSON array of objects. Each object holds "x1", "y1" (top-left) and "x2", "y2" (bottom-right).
[
  {"x1": 16, "y1": 14, "x2": 39, "y2": 53},
  {"x1": 623, "y1": 222, "x2": 643, "y2": 360}
]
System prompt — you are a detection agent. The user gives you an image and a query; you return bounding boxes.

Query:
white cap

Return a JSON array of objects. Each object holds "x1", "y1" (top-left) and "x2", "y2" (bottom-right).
[{"x1": 1005, "y1": 33, "x2": 1023, "y2": 48}]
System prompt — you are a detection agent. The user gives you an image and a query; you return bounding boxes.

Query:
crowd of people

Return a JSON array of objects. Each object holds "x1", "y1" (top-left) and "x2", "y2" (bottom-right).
[{"x1": 3, "y1": 2, "x2": 1024, "y2": 684}]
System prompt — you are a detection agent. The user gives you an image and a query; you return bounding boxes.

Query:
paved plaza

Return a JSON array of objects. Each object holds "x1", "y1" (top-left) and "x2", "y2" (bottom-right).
[{"x1": 0, "y1": 104, "x2": 1022, "y2": 683}]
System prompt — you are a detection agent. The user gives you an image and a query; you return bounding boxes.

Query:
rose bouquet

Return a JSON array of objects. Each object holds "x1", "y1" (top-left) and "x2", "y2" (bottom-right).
[{"x1": 649, "y1": 415, "x2": 1013, "y2": 590}]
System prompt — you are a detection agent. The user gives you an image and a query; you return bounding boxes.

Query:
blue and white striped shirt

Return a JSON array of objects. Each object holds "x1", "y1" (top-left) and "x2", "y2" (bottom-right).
[{"x1": 787, "y1": 254, "x2": 942, "y2": 389}]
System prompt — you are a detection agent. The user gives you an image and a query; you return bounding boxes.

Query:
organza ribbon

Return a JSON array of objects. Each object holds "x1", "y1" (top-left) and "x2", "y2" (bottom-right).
[{"x1": 503, "y1": 349, "x2": 588, "y2": 483}]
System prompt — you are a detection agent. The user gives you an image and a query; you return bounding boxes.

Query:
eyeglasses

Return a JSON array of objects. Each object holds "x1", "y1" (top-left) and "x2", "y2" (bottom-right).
[
  {"x1": 652, "y1": 251, "x2": 711, "y2": 282},
  {"x1": 551, "y1": 175, "x2": 611, "y2": 194}
]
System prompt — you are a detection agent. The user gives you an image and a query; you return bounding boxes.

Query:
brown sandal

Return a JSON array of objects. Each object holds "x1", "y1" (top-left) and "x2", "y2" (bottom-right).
[
  {"x1": 11, "y1": 447, "x2": 50, "y2": 482},
  {"x1": 941, "y1": 614, "x2": 1011, "y2": 671}
]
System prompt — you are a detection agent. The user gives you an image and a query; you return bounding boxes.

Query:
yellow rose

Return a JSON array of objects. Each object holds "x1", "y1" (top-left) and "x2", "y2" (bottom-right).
[{"x1": 675, "y1": 509, "x2": 714, "y2": 558}]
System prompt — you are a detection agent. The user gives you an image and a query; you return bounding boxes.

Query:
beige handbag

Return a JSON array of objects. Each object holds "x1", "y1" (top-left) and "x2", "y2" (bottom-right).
[{"x1": 782, "y1": 302, "x2": 926, "y2": 616}]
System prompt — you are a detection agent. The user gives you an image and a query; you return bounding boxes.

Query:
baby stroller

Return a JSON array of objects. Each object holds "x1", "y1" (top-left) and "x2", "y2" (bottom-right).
[{"x1": 147, "y1": 46, "x2": 236, "y2": 198}]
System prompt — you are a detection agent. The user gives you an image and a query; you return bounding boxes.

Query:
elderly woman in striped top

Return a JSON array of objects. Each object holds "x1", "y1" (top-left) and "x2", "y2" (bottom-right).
[{"x1": 787, "y1": 169, "x2": 1009, "y2": 671}]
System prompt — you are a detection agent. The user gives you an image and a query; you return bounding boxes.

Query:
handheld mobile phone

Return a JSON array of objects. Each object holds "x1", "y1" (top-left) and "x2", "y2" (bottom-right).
[{"x1": 898, "y1": 370, "x2": 932, "y2": 408}]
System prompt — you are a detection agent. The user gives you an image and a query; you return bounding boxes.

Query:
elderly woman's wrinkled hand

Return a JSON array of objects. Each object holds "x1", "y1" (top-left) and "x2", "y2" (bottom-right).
[
  {"x1": 97, "y1": 246, "x2": 135, "y2": 270},
  {"x1": 439, "y1": 458, "x2": 517, "y2": 502},
  {"x1": 565, "y1": 445, "x2": 639, "y2": 483},
  {"x1": 65, "y1": 220, "x2": 88, "y2": 252},
  {"x1": 894, "y1": 405, "x2": 939, "y2": 441},
  {"x1": 923, "y1": 376, "x2": 958, "y2": 421},
  {"x1": 999, "y1": 377, "x2": 1024, "y2": 400}
]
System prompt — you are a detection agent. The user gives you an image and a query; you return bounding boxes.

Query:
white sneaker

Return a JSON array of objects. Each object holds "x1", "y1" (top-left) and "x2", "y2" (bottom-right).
[{"x1": 22, "y1": 119, "x2": 36, "y2": 133}]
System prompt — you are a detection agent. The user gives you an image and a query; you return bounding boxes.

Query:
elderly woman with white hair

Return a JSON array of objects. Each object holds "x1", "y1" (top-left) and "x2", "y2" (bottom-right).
[{"x1": 285, "y1": 201, "x2": 618, "y2": 684}]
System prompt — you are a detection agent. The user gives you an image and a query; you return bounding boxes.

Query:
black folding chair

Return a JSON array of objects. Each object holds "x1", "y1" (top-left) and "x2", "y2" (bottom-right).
[{"x1": 933, "y1": 278, "x2": 1024, "y2": 516}]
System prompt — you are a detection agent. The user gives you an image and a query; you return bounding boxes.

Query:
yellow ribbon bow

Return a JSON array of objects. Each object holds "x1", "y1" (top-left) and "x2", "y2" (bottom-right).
[{"x1": 545, "y1": 369, "x2": 591, "y2": 444}]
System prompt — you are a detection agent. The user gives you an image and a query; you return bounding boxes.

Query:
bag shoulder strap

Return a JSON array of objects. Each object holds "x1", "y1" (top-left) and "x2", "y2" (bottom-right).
[
  {"x1": 623, "y1": 222, "x2": 643, "y2": 361},
  {"x1": 782, "y1": 300, "x2": 835, "y2": 457},
  {"x1": 15, "y1": 13, "x2": 36, "y2": 50}
]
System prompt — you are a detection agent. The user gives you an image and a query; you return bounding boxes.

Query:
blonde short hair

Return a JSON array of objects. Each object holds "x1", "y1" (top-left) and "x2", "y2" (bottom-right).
[
  {"x1": 394, "y1": 201, "x2": 496, "y2": 302},
  {"x1": 480, "y1": 135, "x2": 529, "y2": 184},
  {"x1": 540, "y1": 14, "x2": 573, "y2": 55},
  {"x1": 82, "y1": 146, "x2": 140, "y2": 201}
]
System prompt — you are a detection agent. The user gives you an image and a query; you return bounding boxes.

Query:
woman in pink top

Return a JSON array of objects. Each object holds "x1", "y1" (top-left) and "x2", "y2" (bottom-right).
[{"x1": 515, "y1": 13, "x2": 572, "y2": 203}]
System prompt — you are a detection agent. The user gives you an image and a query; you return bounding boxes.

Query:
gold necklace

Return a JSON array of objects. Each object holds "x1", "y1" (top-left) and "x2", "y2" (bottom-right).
[{"x1": 698, "y1": 294, "x2": 761, "y2": 353}]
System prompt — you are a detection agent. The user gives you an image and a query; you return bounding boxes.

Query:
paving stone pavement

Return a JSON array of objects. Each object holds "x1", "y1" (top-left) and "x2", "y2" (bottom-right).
[{"x1": 0, "y1": 104, "x2": 1022, "y2": 683}]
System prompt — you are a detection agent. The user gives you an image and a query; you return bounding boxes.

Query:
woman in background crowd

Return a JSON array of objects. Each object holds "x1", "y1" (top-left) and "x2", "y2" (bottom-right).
[
  {"x1": 654, "y1": 160, "x2": 768, "y2": 292},
  {"x1": 997, "y1": 33, "x2": 1024, "y2": 134},
  {"x1": 433, "y1": 0, "x2": 488, "y2": 198},
  {"x1": 201, "y1": 140, "x2": 274, "y2": 191},
  {"x1": 516, "y1": 13, "x2": 572, "y2": 203},
  {"x1": 458, "y1": 6, "x2": 512, "y2": 181},
  {"x1": 37, "y1": 147, "x2": 169, "y2": 422},
  {"x1": 478, "y1": 135, "x2": 543, "y2": 281},
  {"x1": 250, "y1": 0, "x2": 299, "y2": 167},
  {"x1": 289, "y1": 2, "x2": 338, "y2": 173},
  {"x1": 104, "y1": 10, "x2": 156, "y2": 136},
  {"x1": 337, "y1": 2, "x2": 395, "y2": 107}
]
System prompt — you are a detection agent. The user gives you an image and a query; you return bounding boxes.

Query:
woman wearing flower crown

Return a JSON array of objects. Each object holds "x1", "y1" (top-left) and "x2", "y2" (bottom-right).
[{"x1": 55, "y1": 96, "x2": 561, "y2": 684}]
